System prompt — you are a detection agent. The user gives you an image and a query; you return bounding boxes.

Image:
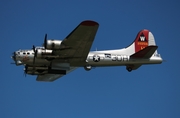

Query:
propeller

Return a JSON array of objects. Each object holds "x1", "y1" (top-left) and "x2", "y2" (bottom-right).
[
  {"x1": 43, "y1": 34, "x2": 47, "y2": 59},
  {"x1": 32, "y1": 45, "x2": 36, "y2": 52},
  {"x1": 32, "y1": 34, "x2": 47, "y2": 64},
  {"x1": 33, "y1": 49, "x2": 38, "y2": 64},
  {"x1": 24, "y1": 71, "x2": 27, "y2": 77},
  {"x1": 44, "y1": 34, "x2": 47, "y2": 49},
  {"x1": 23, "y1": 66, "x2": 27, "y2": 77},
  {"x1": 11, "y1": 52, "x2": 17, "y2": 65},
  {"x1": 32, "y1": 45, "x2": 36, "y2": 64},
  {"x1": 11, "y1": 52, "x2": 16, "y2": 61},
  {"x1": 32, "y1": 45, "x2": 38, "y2": 64}
]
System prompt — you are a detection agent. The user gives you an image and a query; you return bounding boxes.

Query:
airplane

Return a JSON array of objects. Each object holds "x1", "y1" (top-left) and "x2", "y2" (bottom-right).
[{"x1": 11, "y1": 20, "x2": 163, "y2": 82}]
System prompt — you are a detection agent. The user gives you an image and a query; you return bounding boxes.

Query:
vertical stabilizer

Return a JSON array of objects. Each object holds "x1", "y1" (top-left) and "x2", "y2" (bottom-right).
[
  {"x1": 134, "y1": 29, "x2": 149, "y2": 52},
  {"x1": 125, "y1": 29, "x2": 157, "y2": 55}
]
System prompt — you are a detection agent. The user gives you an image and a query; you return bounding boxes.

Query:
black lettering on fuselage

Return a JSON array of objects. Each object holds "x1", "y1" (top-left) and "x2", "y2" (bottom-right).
[{"x1": 112, "y1": 55, "x2": 129, "y2": 61}]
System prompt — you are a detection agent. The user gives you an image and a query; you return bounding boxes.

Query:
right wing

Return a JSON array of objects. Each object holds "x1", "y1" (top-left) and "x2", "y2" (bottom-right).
[
  {"x1": 36, "y1": 21, "x2": 99, "y2": 82},
  {"x1": 53, "y1": 20, "x2": 99, "y2": 66}
]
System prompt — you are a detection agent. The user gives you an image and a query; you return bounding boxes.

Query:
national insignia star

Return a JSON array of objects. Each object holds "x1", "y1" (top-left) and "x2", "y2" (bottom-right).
[{"x1": 93, "y1": 55, "x2": 100, "y2": 62}]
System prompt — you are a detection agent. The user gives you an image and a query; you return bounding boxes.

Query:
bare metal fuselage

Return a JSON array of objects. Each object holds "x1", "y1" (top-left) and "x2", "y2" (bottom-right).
[{"x1": 13, "y1": 49, "x2": 162, "y2": 67}]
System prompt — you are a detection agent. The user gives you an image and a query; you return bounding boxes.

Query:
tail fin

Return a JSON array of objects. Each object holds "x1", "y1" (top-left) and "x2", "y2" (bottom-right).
[{"x1": 125, "y1": 29, "x2": 158, "y2": 55}]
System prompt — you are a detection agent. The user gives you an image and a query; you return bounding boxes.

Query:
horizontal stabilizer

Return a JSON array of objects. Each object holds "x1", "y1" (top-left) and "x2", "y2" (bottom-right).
[{"x1": 130, "y1": 46, "x2": 158, "y2": 58}]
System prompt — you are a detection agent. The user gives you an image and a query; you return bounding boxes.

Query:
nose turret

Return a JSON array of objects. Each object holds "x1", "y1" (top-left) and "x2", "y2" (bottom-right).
[{"x1": 11, "y1": 51, "x2": 23, "y2": 66}]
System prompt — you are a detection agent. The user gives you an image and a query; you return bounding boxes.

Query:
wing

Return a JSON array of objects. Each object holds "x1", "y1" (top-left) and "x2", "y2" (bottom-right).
[
  {"x1": 36, "y1": 67, "x2": 77, "y2": 82},
  {"x1": 53, "y1": 20, "x2": 99, "y2": 66},
  {"x1": 36, "y1": 74, "x2": 63, "y2": 82}
]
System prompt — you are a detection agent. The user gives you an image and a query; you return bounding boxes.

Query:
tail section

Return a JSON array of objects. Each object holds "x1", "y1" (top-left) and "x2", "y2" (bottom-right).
[
  {"x1": 125, "y1": 30, "x2": 162, "y2": 72},
  {"x1": 125, "y1": 29, "x2": 158, "y2": 55}
]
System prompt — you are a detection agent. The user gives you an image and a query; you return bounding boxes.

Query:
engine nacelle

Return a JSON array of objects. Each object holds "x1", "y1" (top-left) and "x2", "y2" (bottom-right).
[
  {"x1": 36, "y1": 49, "x2": 53, "y2": 58},
  {"x1": 44, "y1": 40, "x2": 62, "y2": 49},
  {"x1": 25, "y1": 66, "x2": 48, "y2": 71},
  {"x1": 84, "y1": 65, "x2": 92, "y2": 71},
  {"x1": 24, "y1": 66, "x2": 66, "y2": 75},
  {"x1": 24, "y1": 66, "x2": 48, "y2": 75}
]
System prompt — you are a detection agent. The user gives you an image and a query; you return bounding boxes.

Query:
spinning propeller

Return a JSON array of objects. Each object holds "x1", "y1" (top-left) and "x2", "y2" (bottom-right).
[
  {"x1": 32, "y1": 34, "x2": 47, "y2": 64},
  {"x1": 44, "y1": 33, "x2": 47, "y2": 49},
  {"x1": 23, "y1": 66, "x2": 27, "y2": 77},
  {"x1": 32, "y1": 45, "x2": 37, "y2": 64}
]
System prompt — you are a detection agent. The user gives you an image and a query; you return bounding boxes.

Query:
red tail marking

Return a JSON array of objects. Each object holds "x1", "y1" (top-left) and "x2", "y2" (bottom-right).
[{"x1": 134, "y1": 29, "x2": 149, "y2": 52}]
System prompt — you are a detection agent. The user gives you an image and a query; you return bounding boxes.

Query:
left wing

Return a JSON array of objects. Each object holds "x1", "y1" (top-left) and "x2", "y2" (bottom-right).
[
  {"x1": 53, "y1": 20, "x2": 99, "y2": 66},
  {"x1": 36, "y1": 67, "x2": 77, "y2": 82}
]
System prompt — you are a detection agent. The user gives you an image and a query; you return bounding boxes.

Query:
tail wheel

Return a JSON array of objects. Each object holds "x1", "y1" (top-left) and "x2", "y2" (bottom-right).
[{"x1": 126, "y1": 67, "x2": 132, "y2": 72}]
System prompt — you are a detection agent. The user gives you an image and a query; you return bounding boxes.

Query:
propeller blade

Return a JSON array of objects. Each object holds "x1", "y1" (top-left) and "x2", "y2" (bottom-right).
[
  {"x1": 44, "y1": 34, "x2": 47, "y2": 49},
  {"x1": 33, "y1": 49, "x2": 37, "y2": 64},
  {"x1": 32, "y1": 45, "x2": 36, "y2": 52},
  {"x1": 23, "y1": 67, "x2": 27, "y2": 77},
  {"x1": 24, "y1": 71, "x2": 27, "y2": 77},
  {"x1": 45, "y1": 33, "x2": 47, "y2": 40}
]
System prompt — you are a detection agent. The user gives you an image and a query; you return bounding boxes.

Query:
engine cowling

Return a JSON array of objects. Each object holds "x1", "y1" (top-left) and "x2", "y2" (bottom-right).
[
  {"x1": 44, "y1": 40, "x2": 62, "y2": 49},
  {"x1": 35, "y1": 49, "x2": 53, "y2": 58},
  {"x1": 24, "y1": 66, "x2": 66, "y2": 75},
  {"x1": 24, "y1": 66, "x2": 48, "y2": 75},
  {"x1": 25, "y1": 66, "x2": 48, "y2": 71}
]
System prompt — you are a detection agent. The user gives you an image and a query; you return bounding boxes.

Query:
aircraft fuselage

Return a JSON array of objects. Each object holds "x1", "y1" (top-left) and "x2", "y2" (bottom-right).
[{"x1": 12, "y1": 48, "x2": 162, "y2": 67}]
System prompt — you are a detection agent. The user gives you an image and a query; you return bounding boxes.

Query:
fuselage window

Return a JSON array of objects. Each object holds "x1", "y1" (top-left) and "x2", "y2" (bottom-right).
[
  {"x1": 27, "y1": 52, "x2": 30, "y2": 55},
  {"x1": 23, "y1": 52, "x2": 26, "y2": 55}
]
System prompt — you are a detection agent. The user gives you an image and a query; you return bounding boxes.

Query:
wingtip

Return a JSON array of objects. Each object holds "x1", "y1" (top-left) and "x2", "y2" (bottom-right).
[{"x1": 81, "y1": 20, "x2": 99, "y2": 26}]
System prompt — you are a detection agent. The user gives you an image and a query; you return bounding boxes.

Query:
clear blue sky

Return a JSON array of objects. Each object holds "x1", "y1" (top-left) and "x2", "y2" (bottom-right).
[{"x1": 1, "y1": 0, "x2": 180, "y2": 118}]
